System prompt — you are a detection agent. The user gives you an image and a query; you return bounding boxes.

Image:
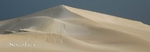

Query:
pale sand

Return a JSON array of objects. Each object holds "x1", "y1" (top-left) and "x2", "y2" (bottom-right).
[{"x1": 0, "y1": 5, "x2": 150, "y2": 52}]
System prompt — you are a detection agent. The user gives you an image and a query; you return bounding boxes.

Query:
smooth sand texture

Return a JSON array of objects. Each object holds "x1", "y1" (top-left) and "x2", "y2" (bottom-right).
[{"x1": 0, "y1": 5, "x2": 150, "y2": 52}]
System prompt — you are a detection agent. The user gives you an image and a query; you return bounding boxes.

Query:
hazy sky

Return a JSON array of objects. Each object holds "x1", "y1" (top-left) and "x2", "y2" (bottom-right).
[{"x1": 0, "y1": 0, "x2": 150, "y2": 25}]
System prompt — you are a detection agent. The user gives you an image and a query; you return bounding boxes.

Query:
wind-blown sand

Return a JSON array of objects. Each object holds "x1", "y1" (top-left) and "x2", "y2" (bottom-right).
[{"x1": 0, "y1": 5, "x2": 150, "y2": 52}]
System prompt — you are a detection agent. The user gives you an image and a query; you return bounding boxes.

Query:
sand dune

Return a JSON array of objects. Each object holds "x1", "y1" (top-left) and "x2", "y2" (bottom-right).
[{"x1": 0, "y1": 5, "x2": 150, "y2": 52}]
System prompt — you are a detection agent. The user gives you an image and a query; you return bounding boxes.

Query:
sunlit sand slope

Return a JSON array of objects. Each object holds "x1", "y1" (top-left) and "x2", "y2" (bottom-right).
[{"x1": 0, "y1": 5, "x2": 150, "y2": 52}]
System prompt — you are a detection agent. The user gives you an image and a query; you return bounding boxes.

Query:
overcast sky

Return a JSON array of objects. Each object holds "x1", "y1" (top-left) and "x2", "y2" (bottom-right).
[{"x1": 0, "y1": 0, "x2": 150, "y2": 25}]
